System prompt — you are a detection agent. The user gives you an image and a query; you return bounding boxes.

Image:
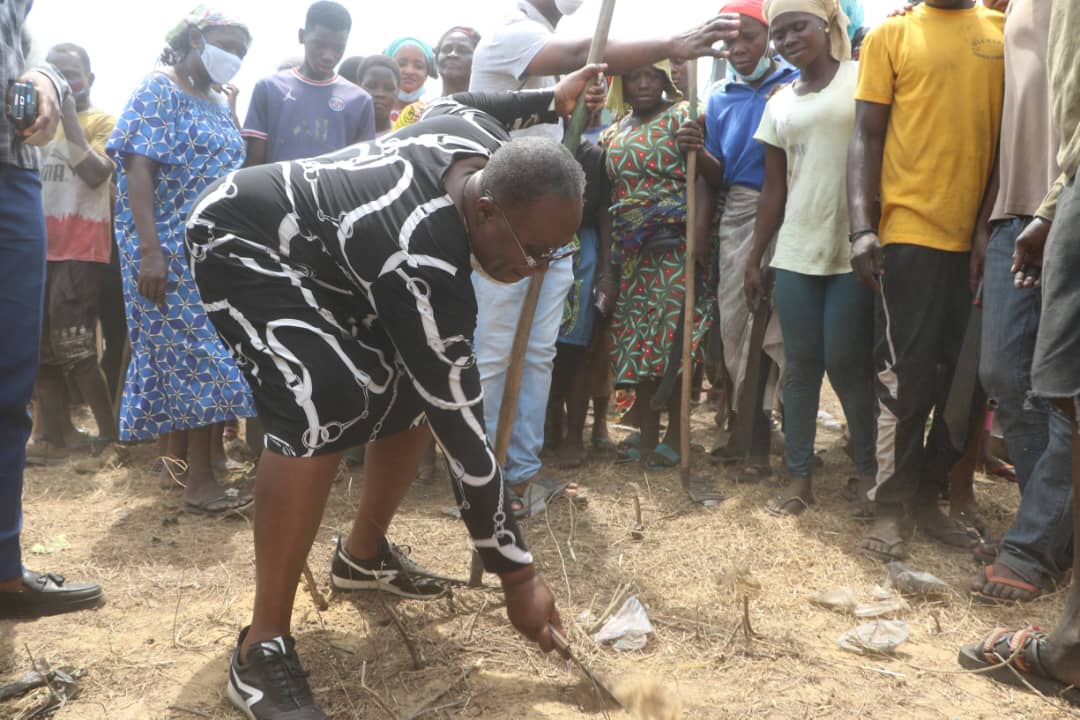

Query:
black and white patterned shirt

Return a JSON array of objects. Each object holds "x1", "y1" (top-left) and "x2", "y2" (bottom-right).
[{"x1": 188, "y1": 91, "x2": 560, "y2": 573}]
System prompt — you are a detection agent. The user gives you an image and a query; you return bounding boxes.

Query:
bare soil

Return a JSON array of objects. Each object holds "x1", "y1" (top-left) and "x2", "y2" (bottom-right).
[{"x1": 1, "y1": 392, "x2": 1075, "y2": 720}]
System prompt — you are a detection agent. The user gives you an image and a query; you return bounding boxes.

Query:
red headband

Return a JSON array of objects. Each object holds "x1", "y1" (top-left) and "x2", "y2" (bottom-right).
[{"x1": 720, "y1": 0, "x2": 768, "y2": 26}]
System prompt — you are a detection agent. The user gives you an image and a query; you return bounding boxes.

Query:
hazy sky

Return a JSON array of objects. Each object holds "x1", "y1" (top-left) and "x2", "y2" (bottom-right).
[{"x1": 26, "y1": 0, "x2": 892, "y2": 117}]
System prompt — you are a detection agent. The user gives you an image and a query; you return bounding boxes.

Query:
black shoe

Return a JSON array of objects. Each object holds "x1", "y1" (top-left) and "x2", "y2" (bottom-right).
[
  {"x1": 330, "y1": 536, "x2": 448, "y2": 599},
  {"x1": 0, "y1": 569, "x2": 104, "y2": 619},
  {"x1": 227, "y1": 627, "x2": 328, "y2": 720}
]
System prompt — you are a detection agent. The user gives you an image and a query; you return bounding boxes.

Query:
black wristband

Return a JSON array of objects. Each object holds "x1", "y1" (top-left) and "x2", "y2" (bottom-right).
[{"x1": 849, "y1": 228, "x2": 877, "y2": 244}]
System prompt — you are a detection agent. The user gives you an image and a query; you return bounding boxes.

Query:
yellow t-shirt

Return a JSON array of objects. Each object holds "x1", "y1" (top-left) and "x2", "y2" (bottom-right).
[{"x1": 856, "y1": 4, "x2": 1004, "y2": 252}]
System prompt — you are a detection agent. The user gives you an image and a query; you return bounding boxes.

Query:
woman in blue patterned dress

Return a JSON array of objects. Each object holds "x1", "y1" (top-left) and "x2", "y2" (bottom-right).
[{"x1": 107, "y1": 6, "x2": 255, "y2": 513}]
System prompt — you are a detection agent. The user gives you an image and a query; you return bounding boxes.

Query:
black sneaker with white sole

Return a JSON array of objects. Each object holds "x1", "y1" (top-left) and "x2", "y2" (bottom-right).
[
  {"x1": 227, "y1": 627, "x2": 328, "y2": 720},
  {"x1": 330, "y1": 536, "x2": 448, "y2": 599}
]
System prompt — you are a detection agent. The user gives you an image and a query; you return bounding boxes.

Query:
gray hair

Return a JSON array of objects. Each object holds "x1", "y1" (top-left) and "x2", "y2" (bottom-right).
[{"x1": 482, "y1": 136, "x2": 586, "y2": 209}]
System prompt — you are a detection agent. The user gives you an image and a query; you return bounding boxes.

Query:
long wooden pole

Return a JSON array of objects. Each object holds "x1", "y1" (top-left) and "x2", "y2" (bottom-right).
[
  {"x1": 469, "y1": 0, "x2": 619, "y2": 587},
  {"x1": 679, "y1": 61, "x2": 699, "y2": 484}
]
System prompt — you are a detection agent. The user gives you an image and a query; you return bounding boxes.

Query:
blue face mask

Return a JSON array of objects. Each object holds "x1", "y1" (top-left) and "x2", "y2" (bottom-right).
[
  {"x1": 398, "y1": 87, "x2": 424, "y2": 103},
  {"x1": 732, "y1": 55, "x2": 774, "y2": 84}
]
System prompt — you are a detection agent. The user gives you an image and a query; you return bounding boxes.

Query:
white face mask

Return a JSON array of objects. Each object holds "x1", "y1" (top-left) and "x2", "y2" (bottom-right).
[
  {"x1": 198, "y1": 31, "x2": 243, "y2": 85},
  {"x1": 555, "y1": 0, "x2": 587, "y2": 16},
  {"x1": 732, "y1": 55, "x2": 774, "y2": 84},
  {"x1": 470, "y1": 253, "x2": 514, "y2": 285}
]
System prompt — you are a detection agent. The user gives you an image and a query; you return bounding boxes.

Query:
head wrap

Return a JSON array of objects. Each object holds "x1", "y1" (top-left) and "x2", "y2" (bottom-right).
[
  {"x1": 166, "y1": 4, "x2": 251, "y2": 48},
  {"x1": 720, "y1": 0, "x2": 768, "y2": 27},
  {"x1": 763, "y1": 0, "x2": 851, "y2": 61},
  {"x1": 437, "y1": 26, "x2": 482, "y2": 52},
  {"x1": 605, "y1": 60, "x2": 683, "y2": 118},
  {"x1": 384, "y1": 37, "x2": 438, "y2": 79}
]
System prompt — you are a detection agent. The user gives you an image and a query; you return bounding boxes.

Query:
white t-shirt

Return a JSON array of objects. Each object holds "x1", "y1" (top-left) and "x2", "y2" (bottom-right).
[
  {"x1": 755, "y1": 61, "x2": 858, "y2": 276},
  {"x1": 469, "y1": 0, "x2": 562, "y2": 140}
]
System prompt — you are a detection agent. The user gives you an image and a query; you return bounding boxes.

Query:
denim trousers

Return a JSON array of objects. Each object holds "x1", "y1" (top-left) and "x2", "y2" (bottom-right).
[
  {"x1": 774, "y1": 269, "x2": 876, "y2": 478},
  {"x1": 0, "y1": 165, "x2": 47, "y2": 581},
  {"x1": 982, "y1": 217, "x2": 1074, "y2": 587},
  {"x1": 472, "y1": 258, "x2": 574, "y2": 485}
]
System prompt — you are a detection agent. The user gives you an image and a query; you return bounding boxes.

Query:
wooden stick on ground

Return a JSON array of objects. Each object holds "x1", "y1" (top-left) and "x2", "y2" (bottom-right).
[
  {"x1": 468, "y1": 0, "x2": 619, "y2": 587},
  {"x1": 679, "y1": 60, "x2": 700, "y2": 485}
]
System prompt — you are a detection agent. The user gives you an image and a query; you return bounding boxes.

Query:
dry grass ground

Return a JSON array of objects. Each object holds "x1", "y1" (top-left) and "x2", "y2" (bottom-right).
[{"x1": 1, "y1": 391, "x2": 1076, "y2": 720}]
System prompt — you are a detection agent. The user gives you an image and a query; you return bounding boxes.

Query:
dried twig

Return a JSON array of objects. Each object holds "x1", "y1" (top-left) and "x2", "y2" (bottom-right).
[
  {"x1": 167, "y1": 705, "x2": 214, "y2": 719},
  {"x1": 380, "y1": 594, "x2": 423, "y2": 670},
  {"x1": 465, "y1": 597, "x2": 489, "y2": 643},
  {"x1": 359, "y1": 660, "x2": 398, "y2": 720},
  {"x1": 402, "y1": 662, "x2": 481, "y2": 720},
  {"x1": 301, "y1": 560, "x2": 329, "y2": 611},
  {"x1": 588, "y1": 583, "x2": 629, "y2": 635},
  {"x1": 544, "y1": 505, "x2": 572, "y2": 606},
  {"x1": 172, "y1": 570, "x2": 185, "y2": 648}
]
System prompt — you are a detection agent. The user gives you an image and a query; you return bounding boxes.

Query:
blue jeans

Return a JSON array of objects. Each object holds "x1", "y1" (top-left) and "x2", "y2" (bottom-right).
[
  {"x1": 0, "y1": 165, "x2": 46, "y2": 582},
  {"x1": 473, "y1": 258, "x2": 574, "y2": 485},
  {"x1": 980, "y1": 217, "x2": 1074, "y2": 587},
  {"x1": 774, "y1": 270, "x2": 876, "y2": 478}
]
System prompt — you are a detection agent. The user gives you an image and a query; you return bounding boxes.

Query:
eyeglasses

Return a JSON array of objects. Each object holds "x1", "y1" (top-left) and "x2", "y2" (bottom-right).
[{"x1": 484, "y1": 192, "x2": 577, "y2": 269}]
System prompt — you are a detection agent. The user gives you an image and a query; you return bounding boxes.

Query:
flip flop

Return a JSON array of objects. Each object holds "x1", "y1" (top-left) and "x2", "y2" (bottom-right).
[
  {"x1": 615, "y1": 447, "x2": 641, "y2": 465},
  {"x1": 958, "y1": 627, "x2": 1080, "y2": 707},
  {"x1": 919, "y1": 516, "x2": 982, "y2": 549},
  {"x1": 971, "y1": 564, "x2": 1045, "y2": 606},
  {"x1": 862, "y1": 517, "x2": 910, "y2": 562},
  {"x1": 645, "y1": 443, "x2": 679, "y2": 470},
  {"x1": 618, "y1": 431, "x2": 641, "y2": 450},
  {"x1": 184, "y1": 487, "x2": 253, "y2": 516},
  {"x1": 765, "y1": 494, "x2": 812, "y2": 517}
]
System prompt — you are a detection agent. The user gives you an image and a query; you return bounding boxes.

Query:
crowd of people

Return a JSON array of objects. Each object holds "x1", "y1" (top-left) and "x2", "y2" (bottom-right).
[{"x1": 1, "y1": 0, "x2": 1078, "y2": 717}]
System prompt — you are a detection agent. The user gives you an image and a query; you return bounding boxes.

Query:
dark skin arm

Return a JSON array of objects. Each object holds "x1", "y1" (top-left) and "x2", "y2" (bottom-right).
[
  {"x1": 123, "y1": 153, "x2": 168, "y2": 307},
  {"x1": 243, "y1": 136, "x2": 268, "y2": 168},
  {"x1": 676, "y1": 115, "x2": 725, "y2": 188},
  {"x1": 593, "y1": 204, "x2": 618, "y2": 316},
  {"x1": 59, "y1": 94, "x2": 113, "y2": 188},
  {"x1": 847, "y1": 100, "x2": 890, "y2": 292},
  {"x1": 744, "y1": 145, "x2": 787, "y2": 310},
  {"x1": 525, "y1": 15, "x2": 739, "y2": 77},
  {"x1": 969, "y1": 143, "x2": 999, "y2": 294}
]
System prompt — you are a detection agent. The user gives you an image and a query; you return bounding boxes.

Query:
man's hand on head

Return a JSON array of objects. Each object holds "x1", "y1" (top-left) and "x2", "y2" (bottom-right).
[{"x1": 670, "y1": 14, "x2": 741, "y2": 61}]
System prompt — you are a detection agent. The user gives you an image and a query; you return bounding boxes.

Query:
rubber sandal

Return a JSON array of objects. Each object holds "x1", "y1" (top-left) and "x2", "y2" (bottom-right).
[
  {"x1": 505, "y1": 478, "x2": 528, "y2": 519},
  {"x1": 645, "y1": 443, "x2": 679, "y2": 470},
  {"x1": 615, "y1": 447, "x2": 641, "y2": 465},
  {"x1": 765, "y1": 494, "x2": 812, "y2": 517},
  {"x1": 919, "y1": 515, "x2": 982, "y2": 549},
  {"x1": 958, "y1": 627, "x2": 1080, "y2": 707},
  {"x1": 862, "y1": 516, "x2": 911, "y2": 562},
  {"x1": 184, "y1": 487, "x2": 253, "y2": 516},
  {"x1": 971, "y1": 564, "x2": 1045, "y2": 606}
]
